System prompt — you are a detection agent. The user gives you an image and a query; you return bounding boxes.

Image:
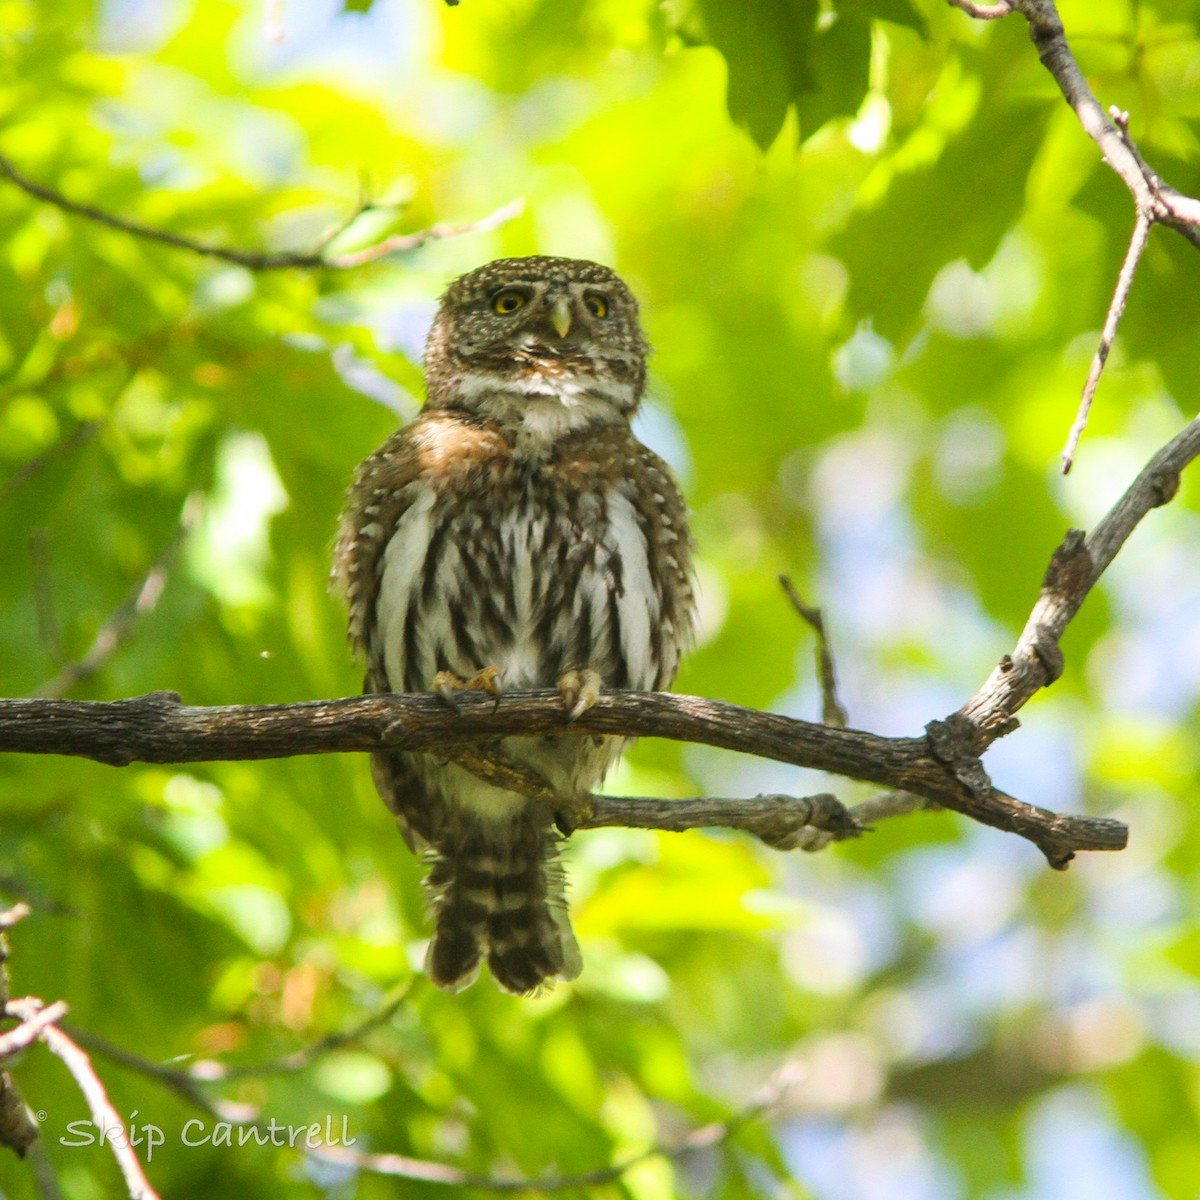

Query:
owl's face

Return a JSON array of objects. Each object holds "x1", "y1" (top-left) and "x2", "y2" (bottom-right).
[{"x1": 423, "y1": 256, "x2": 649, "y2": 422}]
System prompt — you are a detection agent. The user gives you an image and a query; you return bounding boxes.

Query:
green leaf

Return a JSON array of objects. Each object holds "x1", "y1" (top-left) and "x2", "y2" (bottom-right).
[
  {"x1": 695, "y1": 0, "x2": 819, "y2": 148},
  {"x1": 854, "y1": 0, "x2": 929, "y2": 35}
]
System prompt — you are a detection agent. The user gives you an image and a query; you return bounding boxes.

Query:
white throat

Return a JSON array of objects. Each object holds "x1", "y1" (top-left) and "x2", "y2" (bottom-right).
[{"x1": 455, "y1": 369, "x2": 634, "y2": 456}]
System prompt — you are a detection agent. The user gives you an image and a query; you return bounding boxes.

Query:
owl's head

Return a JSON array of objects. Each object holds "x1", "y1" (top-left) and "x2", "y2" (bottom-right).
[{"x1": 423, "y1": 256, "x2": 650, "y2": 425}]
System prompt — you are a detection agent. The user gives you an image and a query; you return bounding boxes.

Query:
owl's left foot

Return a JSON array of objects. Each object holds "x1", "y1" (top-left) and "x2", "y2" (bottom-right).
[
  {"x1": 558, "y1": 668, "x2": 602, "y2": 722},
  {"x1": 432, "y1": 667, "x2": 503, "y2": 713}
]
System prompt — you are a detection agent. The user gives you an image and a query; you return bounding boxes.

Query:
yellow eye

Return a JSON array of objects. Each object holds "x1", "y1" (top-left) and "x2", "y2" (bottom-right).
[
  {"x1": 491, "y1": 289, "x2": 527, "y2": 315},
  {"x1": 583, "y1": 292, "x2": 608, "y2": 319}
]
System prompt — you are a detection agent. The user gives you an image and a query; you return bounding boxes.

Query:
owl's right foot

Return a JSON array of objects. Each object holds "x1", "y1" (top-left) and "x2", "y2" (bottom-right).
[
  {"x1": 558, "y1": 668, "x2": 602, "y2": 722},
  {"x1": 432, "y1": 667, "x2": 503, "y2": 713}
]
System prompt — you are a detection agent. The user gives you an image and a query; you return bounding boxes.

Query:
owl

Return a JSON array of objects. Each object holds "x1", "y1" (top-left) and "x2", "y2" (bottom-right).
[{"x1": 334, "y1": 256, "x2": 694, "y2": 995}]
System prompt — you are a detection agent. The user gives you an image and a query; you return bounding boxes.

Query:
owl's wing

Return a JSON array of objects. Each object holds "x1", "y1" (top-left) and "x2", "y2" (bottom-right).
[
  {"x1": 332, "y1": 425, "x2": 424, "y2": 666},
  {"x1": 333, "y1": 426, "x2": 437, "y2": 853}
]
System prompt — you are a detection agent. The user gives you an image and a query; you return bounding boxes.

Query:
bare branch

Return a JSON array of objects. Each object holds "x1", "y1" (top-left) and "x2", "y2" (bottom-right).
[
  {"x1": 0, "y1": 904, "x2": 40, "y2": 1160},
  {"x1": 949, "y1": 0, "x2": 1200, "y2": 470},
  {"x1": 0, "y1": 1000, "x2": 68, "y2": 1057},
  {"x1": 948, "y1": 0, "x2": 1014, "y2": 17},
  {"x1": 580, "y1": 792, "x2": 862, "y2": 849},
  {"x1": 779, "y1": 575, "x2": 849, "y2": 727},
  {"x1": 324, "y1": 199, "x2": 524, "y2": 268},
  {"x1": 7, "y1": 999, "x2": 161, "y2": 1200},
  {"x1": 36, "y1": 496, "x2": 201, "y2": 698},
  {"x1": 0, "y1": 686, "x2": 1127, "y2": 864},
  {"x1": 0, "y1": 150, "x2": 521, "y2": 272},
  {"x1": 958, "y1": 413, "x2": 1200, "y2": 744},
  {"x1": 1061, "y1": 210, "x2": 1153, "y2": 473},
  {"x1": 66, "y1": 1026, "x2": 254, "y2": 1125},
  {"x1": 951, "y1": 0, "x2": 1200, "y2": 249},
  {"x1": 0, "y1": 905, "x2": 30, "y2": 932}
]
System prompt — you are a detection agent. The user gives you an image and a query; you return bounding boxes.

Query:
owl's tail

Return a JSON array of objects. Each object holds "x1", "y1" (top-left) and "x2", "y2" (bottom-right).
[{"x1": 424, "y1": 817, "x2": 582, "y2": 995}]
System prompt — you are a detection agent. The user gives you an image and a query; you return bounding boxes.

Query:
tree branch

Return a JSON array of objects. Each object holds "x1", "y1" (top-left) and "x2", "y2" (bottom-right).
[
  {"x1": 2, "y1": 270, "x2": 1195, "y2": 872},
  {"x1": 949, "y1": 0, "x2": 1200, "y2": 249},
  {"x1": 950, "y1": 0, "x2": 1200, "y2": 468},
  {"x1": 5, "y1": 999, "x2": 162, "y2": 1200},
  {"x1": 0, "y1": 685, "x2": 1126, "y2": 865},
  {"x1": 1060, "y1": 208, "x2": 1152, "y2": 473},
  {"x1": 0, "y1": 906, "x2": 39, "y2": 1160},
  {"x1": 0, "y1": 1000, "x2": 68, "y2": 1058},
  {"x1": 0, "y1": 150, "x2": 522, "y2": 271},
  {"x1": 956, "y1": 413, "x2": 1200, "y2": 742},
  {"x1": 779, "y1": 575, "x2": 849, "y2": 727}
]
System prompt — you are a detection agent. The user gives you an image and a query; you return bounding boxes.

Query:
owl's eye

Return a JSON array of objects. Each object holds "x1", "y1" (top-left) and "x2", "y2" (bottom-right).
[
  {"x1": 583, "y1": 292, "x2": 609, "y2": 319},
  {"x1": 491, "y1": 289, "x2": 528, "y2": 316}
]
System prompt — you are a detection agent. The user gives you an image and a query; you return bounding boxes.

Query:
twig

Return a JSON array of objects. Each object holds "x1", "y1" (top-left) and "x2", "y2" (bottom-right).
[
  {"x1": 0, "y1": 999, "x2": 68, "y2": 1057},
  {"x1": 65, "y1": 1027, "x2": 253, "y2": 1125},
  {"x1": 779, "y1": 576, "x2": 849, "y2": 727},
  {"x1": 949, "y1": 0, "x2": 1200, "y2": 469},
  {"x1": 0, "y1": 150, "x2": 521, "y2": 271},
  {"x1": 70, "y1": 980, "x2": 413, "y2": 1122},
  {"x1": 1061, "y1": 209, "x2": 1152, "y2": 472},
  {"x1": 0, "y1": 904, "x2": 31, "y2": 931},
  {"x1": 190, "y1": 980, "x2": 414, "y2": 1082},
  {"x1": 949, "y1": 0, "x2": 1200, "y2": 249},
  {"x1": 579, "y1": 792, "x2": 862, "y2": 848},
  {"x1": 950, "y1": 0, "x2": 1013, "y2": 16},
  {"x1": 0, "y1": 905, "x2": 39, "y2": 1159},
  {"x1": 35, "y1": 496, "x2": 201, "y2": 698},
  {"x1": 6, "y1": 1000, "x2": 161, "y2": 1200},
  {"x1": 788, "y1": 790, "x2": 939, "y2": 852},
  {"x1": 323, "y1": 199, "x2": 524, "y2": 268}
]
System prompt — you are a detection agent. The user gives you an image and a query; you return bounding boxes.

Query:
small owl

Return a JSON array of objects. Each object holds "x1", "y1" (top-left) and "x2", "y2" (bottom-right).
[{"x1": 334, "y1": 256, "x2": 694, "y2": 994}]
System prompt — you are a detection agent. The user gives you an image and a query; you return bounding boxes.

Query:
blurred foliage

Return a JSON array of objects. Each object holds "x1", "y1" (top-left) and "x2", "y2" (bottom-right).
[{"x1": 2, "y1": 0, "x2": 1200, "y2": 1197}]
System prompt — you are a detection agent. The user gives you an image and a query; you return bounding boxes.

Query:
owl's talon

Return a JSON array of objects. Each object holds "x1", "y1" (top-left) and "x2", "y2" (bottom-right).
[
  {"x1": 558, "y1": 668, "x2": 602, "y2": 723},
  {"x1": 432, "y1": 671, "x2": 464, "y2": 714},
  {"x1": 431, "y1": 667, "x2": 504, "y2": 714},
  {"x1": 554, "y1": 811, "x2": 575, "y2": 837}
]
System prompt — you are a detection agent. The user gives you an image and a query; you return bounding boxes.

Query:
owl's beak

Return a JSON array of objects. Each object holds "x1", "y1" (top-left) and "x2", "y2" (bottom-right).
[{"x1": 549, "y1": 295, "x2": 572, "y2": 339}]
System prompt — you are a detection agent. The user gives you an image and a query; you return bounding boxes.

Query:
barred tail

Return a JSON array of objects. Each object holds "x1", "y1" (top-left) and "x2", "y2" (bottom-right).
[{"x1": 424, "y1": 818, "x2": 582, "y2": 996}]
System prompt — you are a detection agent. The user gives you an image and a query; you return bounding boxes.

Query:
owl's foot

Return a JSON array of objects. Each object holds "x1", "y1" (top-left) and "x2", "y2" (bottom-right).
[
  {"x1": 558, "y1": 668, "x2": 602, "y2": 723},
  {"x1": 432, "y1": 667, "x2": 503, "y2": 714}
]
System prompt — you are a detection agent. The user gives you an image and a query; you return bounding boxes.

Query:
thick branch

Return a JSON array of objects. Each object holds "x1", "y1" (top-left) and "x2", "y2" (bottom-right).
[
  {"x1": 0, "y1": 688, "x2": 1126, "y2": 865},
  {"x1": 5, "y1": 400, "x2": 1196, "y2": 870}
]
